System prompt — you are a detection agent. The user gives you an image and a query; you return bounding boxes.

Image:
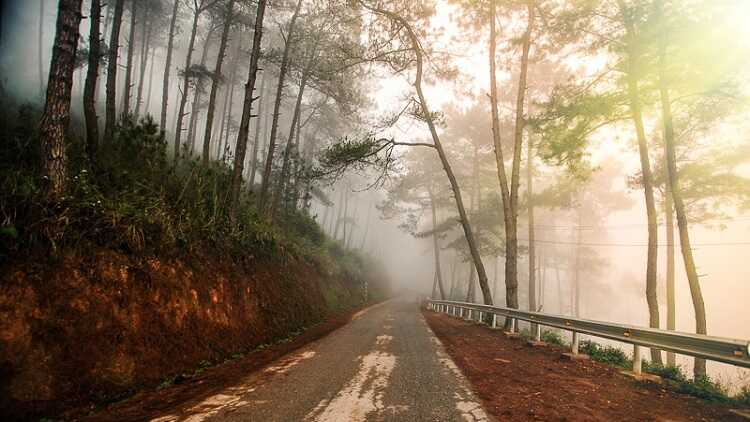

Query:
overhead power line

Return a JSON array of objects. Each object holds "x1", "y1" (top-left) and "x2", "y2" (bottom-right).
[{"x1": 517, "y1": 238, "x2": 750, "y2": 247}]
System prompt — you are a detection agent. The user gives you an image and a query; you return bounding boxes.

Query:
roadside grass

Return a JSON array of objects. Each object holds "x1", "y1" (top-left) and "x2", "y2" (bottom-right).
[
  {"x1": 575, "y1": 339, "x2": 749, "y2": 407},
  {"x1": 484, "y1": 320, "x2": 750, "y2": 408}
]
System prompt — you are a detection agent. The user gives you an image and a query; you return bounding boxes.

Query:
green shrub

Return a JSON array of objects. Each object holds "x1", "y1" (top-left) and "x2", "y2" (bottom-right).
[
  {"x1": 579, "y1": 340, "x2": 631, "y2": 367},
  {"x1": 642, "y1": 361, "x2": 686, "y2": 382},
  {"x1": 541, "y1": 330, "x2": 567, "y2": 346},
  {"x1": 735, "y1": 385, "x2": 750, "y2": 406},
  {"x1": 675, "y1": 375, "x2": 730, "y2": 403}
]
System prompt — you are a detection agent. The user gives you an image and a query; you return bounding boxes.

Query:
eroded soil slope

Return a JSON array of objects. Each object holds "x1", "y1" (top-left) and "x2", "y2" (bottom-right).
[{"x1": 0, "y1": 249, "x2": 364, "y2": 420}]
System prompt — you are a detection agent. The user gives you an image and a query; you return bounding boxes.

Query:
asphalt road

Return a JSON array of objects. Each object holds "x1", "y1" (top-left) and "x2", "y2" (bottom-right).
[{"x1": 150, "y1": 297, "x2": 492, "y2": 422}]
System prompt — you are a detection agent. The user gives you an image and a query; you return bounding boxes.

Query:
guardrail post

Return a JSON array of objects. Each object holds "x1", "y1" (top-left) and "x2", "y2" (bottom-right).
[
  {"x1": 479, "y1": 311, "x2": 483, "y2": 324},
  {"x1": 468, "y1": 309, "x2": 473, "y2": 320},
  {"x1": 512, "y1": 318, "x2": 517, "y2": 333},
  {"x1": 633, "y1": 345, "x2": 642, "y2": 375},
  {"x1": 572, "y1": 332, "x2": 579, "y2": 355},
  {"x1": 534, "y1": 323, "x2": 541, "y2": 342},
  {"x1": 492, "y1": 314, "x2": 497, "y2": 328}
]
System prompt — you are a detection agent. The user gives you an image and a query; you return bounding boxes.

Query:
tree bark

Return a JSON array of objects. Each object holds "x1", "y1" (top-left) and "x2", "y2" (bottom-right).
[
  {"x1": 428, "y1": 186, "x2": 446, "y2": 300},
  {"x1": 257, "y1": 0, "x2": 304, "y2": 215},
  {"x1": 654, "y1": 0, "x2": 706, "y2": 378},
  {"x1": 620, "y1": 2, "x2": 662, "y2": 364},
  {"x1": 187, "y1": 28, "x2": 216, "y2": 155},
  {"x1": 528, "y1": 138, "x2": 537, "y2": 333},
  {"x1": 573, "y1": 211, "x2": 581, "y2": 317},
  {"x1": 39, "y1": 0, "x2": 83, "y2": 201},
  {"x1": 144, "y1": 47, "x2": 156, "y2": 115},
  {"x1": 332, "y1": 187, "x2": 344, "y2": 239},
  {"x1": 665, "y1": 188, "x2": 676, "y2": 366},
  {"x1": 121, "y1": 0, "x2": 138, "y2": 118},
  {"x1": 38, "y1": 0, "x2": 45, "y2": 99},
  {"x1": 228, "y1": 0, "x2": 268, "y2": 221},
  {"x1": 104, "y1": 0, "x2": 125, "y2": 142},
  {"x1": 173, "y1": 8, "x2": 201, "y2": 159},
  {"x1": 359, "y1": 204, "x2": 371, "y2": 250},
  {"x1": 160, "y1": 0, "x2": 180, "y2": 133},
  {"x1": 362, "y1": 1, "x2": 493, "y2": 306},
  {"x1": 134, "y1": 6, "x2": 152, "y2": 118},
  {"x1": 271, "y1": 67, "x2": 309, "y2": 218},
  {"x1": 342, "y1": 189, "x2": 349, "y2": 244},
  {"x1": 248, "y1": 73, "x2": 267, "y2": 187},
  {"x1": 202, "y1": 0, "x2": 236, "y2": 165},
  {"x1": 219, "y1": 39, "x2": 242, "y2": 160},
  {"x1": 489, "y1": 0, "x2": 534, "y2": 320},
  {"x1": 83, "y1": 0, "x2": 102, "y2": 160}
]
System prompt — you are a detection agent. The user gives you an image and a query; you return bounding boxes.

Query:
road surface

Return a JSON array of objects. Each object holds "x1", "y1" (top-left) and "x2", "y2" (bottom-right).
[{"x1": 151, "y1": 298, "x2": 492, "y2": 422}]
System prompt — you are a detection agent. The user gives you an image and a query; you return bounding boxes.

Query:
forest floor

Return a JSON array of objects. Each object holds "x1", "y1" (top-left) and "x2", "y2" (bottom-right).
[{"x1": 424, "y1": 310, "x2": 748, "y2": 422}]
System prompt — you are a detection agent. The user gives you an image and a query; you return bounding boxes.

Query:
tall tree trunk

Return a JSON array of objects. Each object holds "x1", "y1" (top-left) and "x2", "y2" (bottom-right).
[
  {"x1": 173, "y1": 9, "x2": 201, "y2": 159},
  {"x1": 96, "y1": 4, "x2": 113, "y2": 110},
  {"x1": 489, "y1": 0, "x2": 534, "y2": 319},
  {"x1": 664, "y1": 189, "x2": 676, "y2": 366},
  {"x1": 428, "y1": 186, "x2": 446, "y2": 300},
  {"x1": 144, "y1": 47, "x2": 156, "y2": 115},
  {"x1": 104, "y1": 0, "x2": 125, "y2": 142},
  {"x1": 362, "y1": 2, "x2": 493, "y2": 305},
  {"x1": 228, "y1": 0, "x2": 268, "y2": 221},
  {"x1": 450, "y1": 255, "x2": 459, "y2": 300},
  {"x1": 83, "y1": 0, "x2": 102, "y2": 160},
  {"x1": 528, "y1": 139, "x2": 537, "y2": 332},
  {"x1": 620, "y1": 2, "x2": 662, "y2": 364},
  {"x1": 492, "y1": 256, "x2": 499, "y2": 302},
  {"x1": 121, "y1": 0, "x2": 138, "y2": 118},
  {"x1": 219, "y1": 39, "x2": 242, "y2": 160},
  {"x1": 257, "y1": 0, "x2": 304, "y2": 214},
  {"x1": 188, "y1": 29, "x2": 216, "y2": 155},
  {"x1": 40, "y1": 0, "x2": 83, "y2": 201},
  {"x1": 509, "y1": 3, "x2": 534, "y2": 319},
  {"x1": 342, "y1": 189, "x2": 349, "y2": 244},
  {"x1": 38, "y1": 0, "x2": 45, "y2": 99},
  {"x1": 346, "y1": 200, "x2": 356, "y2": 249},
  {"x1": 332, "y1": 187, "x2": 344, "y2": 238},
  {"x1": 134, "y1": 7, "x2": 152, "y2": 118},
  {"x1": 655, "y1": 0, "x2": 706, "y2": 378},
  {"x1": 573, "y1": 211, "x2": 581, "y2": 317},
  {"x1": 248, "y1": 74, "x2": 267, "y2": 187},
  {"x1": 465, "y1": 143, "x2": 481, "y2": 303},
  {"x1": 271, "y1": 68, "x2": 309, "y2": 218},
  {"x1": 202, "y1": 0, "x2": 236, "y2": 165},
  {"x1": 160, "y1": 0, "x2": 180, "y2": 133}
]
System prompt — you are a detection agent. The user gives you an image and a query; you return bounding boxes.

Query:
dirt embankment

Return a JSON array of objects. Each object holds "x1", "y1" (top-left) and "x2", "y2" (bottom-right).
[
  {"x1": 0, "y1": 249, "x2": 365, "y2": 420},
  {"x1": 423, "y1": 310, "x2": 746, "y2": 422}
]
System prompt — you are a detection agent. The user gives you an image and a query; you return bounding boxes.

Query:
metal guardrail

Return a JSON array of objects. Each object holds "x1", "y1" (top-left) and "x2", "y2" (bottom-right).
[{"x1": 427, "y1": 299, "x2": 750, "y2": 374}]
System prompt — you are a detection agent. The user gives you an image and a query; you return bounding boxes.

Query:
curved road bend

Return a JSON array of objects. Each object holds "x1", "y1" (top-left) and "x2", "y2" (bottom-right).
[{"x1": 151, "y1": 297, "x2": 492, "y2": 422}]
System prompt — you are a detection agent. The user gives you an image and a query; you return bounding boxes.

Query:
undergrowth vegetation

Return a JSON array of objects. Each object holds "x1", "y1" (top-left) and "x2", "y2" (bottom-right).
[
  {"x1": 576, "y1": 338, "x2": 750, "y2": 406},
  {"x1": 514, "y1": 325, "x2": 750, "y2": 407},
  {"x1": 0, "y1": 96, "x2": 378, "y2": 291}
]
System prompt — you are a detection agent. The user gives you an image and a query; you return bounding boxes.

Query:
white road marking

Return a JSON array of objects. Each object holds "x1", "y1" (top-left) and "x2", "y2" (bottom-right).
[{"x1": 305, "y1": 334, "x2": 396, "y2": 422}]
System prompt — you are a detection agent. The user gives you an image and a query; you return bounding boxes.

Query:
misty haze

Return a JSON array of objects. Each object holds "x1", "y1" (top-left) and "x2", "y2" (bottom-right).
[{"x1": 1, "y1": 0, "x2": 749, "y2": 421}]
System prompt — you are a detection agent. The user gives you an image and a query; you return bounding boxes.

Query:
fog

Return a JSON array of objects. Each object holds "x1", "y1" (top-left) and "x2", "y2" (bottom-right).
[{"x1": 3, "y1": 0, "x2": 750, "y2": 389}]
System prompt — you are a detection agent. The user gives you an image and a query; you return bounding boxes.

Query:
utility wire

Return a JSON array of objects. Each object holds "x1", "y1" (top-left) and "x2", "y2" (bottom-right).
[
  {"x1": 517, "y1": 216, "x2": 750, "y2": 230},
  {"x1": 517, "y1": 238, "x2": 750, "y2": 247}
]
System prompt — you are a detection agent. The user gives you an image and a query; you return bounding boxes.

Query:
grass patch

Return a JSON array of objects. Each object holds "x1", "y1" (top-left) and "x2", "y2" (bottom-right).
[
  {"x1": 572, "y1": 339, "x2": 750, "y2": 407},
  {"x1": 541, "y1": 329, "x2": 567, "y2": 346},
  {"x1": 579, "y1": 340, "x2": 631, "y2": 368}
]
